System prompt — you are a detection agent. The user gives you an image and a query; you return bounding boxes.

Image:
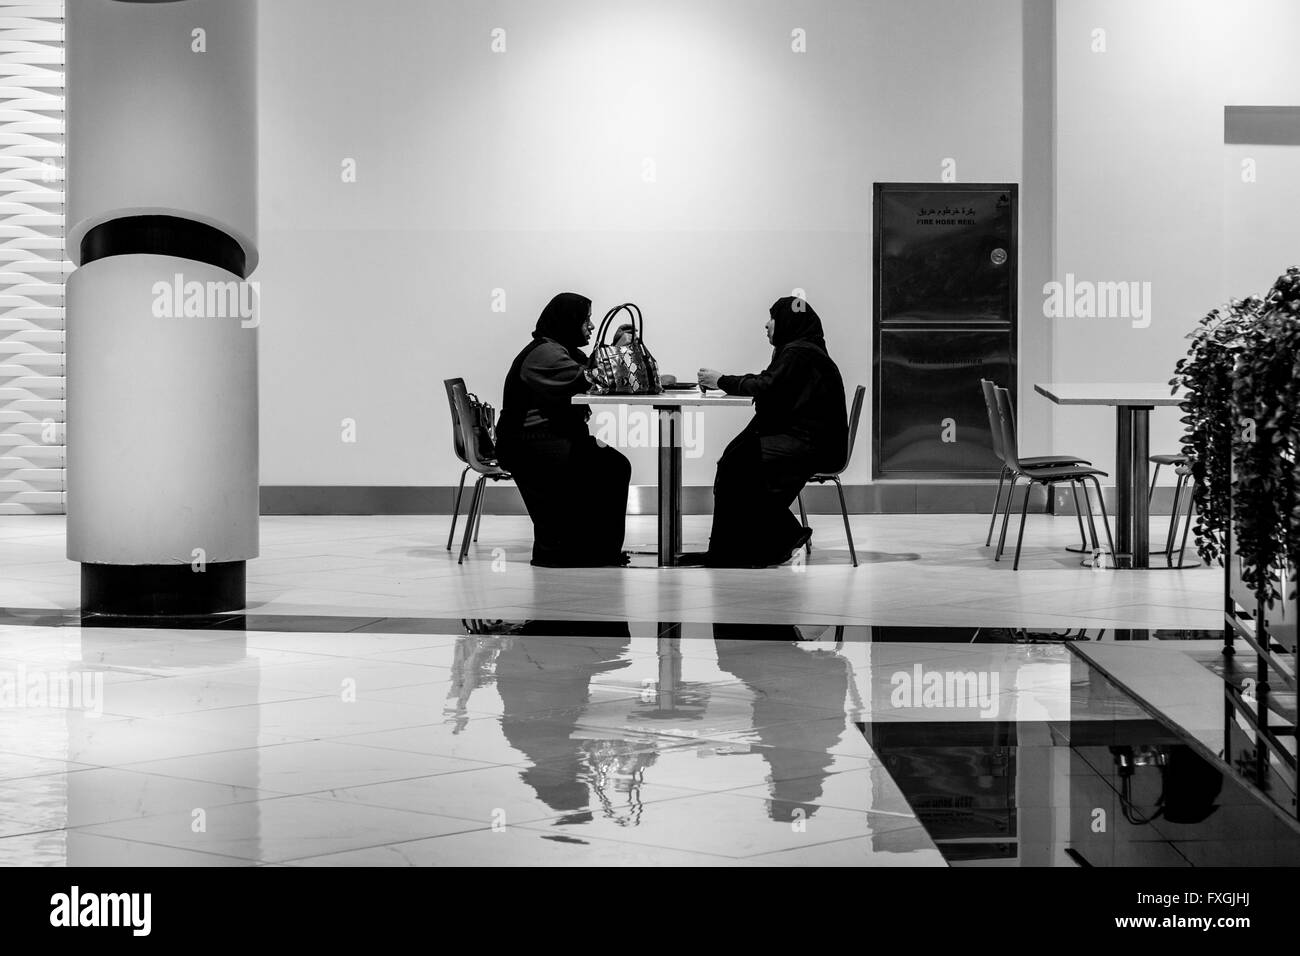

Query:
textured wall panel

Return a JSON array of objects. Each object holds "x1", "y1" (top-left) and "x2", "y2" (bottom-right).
[{"x1": 0, "y1": 1, "x2": 65, "y2": 514}]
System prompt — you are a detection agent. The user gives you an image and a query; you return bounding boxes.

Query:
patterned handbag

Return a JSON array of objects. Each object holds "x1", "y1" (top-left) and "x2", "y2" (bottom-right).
[{"x1": 589, "y1": 303, "x2": 662, "y2": 395}]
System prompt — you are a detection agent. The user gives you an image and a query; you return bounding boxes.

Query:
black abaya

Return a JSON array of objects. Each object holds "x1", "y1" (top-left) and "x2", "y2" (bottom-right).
[
  {"x1": 505, "y1": 431, "x2": 630, "y2": 566},
  {"x1": 705, "y1": 297, "x2": 848, "y2": 567},
  {"x1": 496, "y1": 293, "x2": 631, "y2": 567}
]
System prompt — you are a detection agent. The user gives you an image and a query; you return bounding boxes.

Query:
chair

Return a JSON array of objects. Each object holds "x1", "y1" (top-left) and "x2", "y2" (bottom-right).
[
  {"x1": 796, "y1": 384, "x2": 865, "y2": 567},
  {"x1": 980, "y1": 379, "x2": 1093, "y2": 552},
  {"x1": 1148, "y1": 452, "x2": 1188, "y2": 504},
  {"x1": 992, "y1": 385, "x2": 1115, "y2": 569},
  {"x1": 1148, "y1": 451, "x2": 1195, "y2": 566},
  {"x1": 446, "y1": 380, "x2": 513, "y2": 565},
  {"x1": 443, "y1": 378, "x2": 472, "y2": 551}
]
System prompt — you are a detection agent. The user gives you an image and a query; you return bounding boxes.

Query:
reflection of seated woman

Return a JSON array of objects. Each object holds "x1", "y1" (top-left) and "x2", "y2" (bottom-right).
[
  {"x1": 686, "y1": 297, "x2": 848, "y2": 568},
  {"x1": 495, "y1": 293, "x2": 631, "y2": 567}
]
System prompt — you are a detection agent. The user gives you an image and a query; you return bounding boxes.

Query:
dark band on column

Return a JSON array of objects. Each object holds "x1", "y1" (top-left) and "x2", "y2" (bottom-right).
[
  {"x1": 81, "y1": 561, "x2": 247, "y2": 616},
  {"x1": 81, "y1": 215, "x2": 247, "y2": 278}
]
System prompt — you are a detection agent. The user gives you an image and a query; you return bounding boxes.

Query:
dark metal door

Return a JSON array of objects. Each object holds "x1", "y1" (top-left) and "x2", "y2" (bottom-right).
[{"x1": 873, "y1": 183, "x2": 1018, "y2": 479}]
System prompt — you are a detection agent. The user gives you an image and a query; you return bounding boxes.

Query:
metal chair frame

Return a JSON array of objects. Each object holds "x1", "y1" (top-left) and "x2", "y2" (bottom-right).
[
  {"x1": 992, "y1": 385, "x2": 1116, "y2": 570},
  {"x1": 445, "y1": 380, "x2": 512, "y2": 565},
  {"x1": 980, "y1": 379, "x2": 1093, "y2": 553},
  {"x1": 796, "y1": 385, "x2": 866, "y2": 567}
]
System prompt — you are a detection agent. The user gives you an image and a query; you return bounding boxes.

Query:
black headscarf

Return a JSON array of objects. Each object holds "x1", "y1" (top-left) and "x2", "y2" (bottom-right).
[
  {"x1": 534, "y1": 292, "x2": 593, "y2": 358},
  {"x1": 770, "y1": 296, "x2": 829, "y2": 353}
]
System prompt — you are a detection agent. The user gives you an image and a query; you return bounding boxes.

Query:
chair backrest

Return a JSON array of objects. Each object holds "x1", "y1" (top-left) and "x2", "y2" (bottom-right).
[
  {"x1": 444, "y1": 377, "x2": 469, "y2": 466},
  {"x1": 980, "y1": 379, "x2": 1006, "y2": 464},
  {"x1": 449, "y1": 380, "x2": 499, "y2": 475},
  {"x1": 992, "y1": 386, "x2": 1024, "y2": 472},
  {"x1": 834, "y1": 385, "x2": 867, "y2": 476}
]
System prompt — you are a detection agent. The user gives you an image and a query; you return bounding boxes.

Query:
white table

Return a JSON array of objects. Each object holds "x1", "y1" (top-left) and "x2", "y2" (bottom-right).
[
  {"x1": 1034, "y1": 383, "x2": 1184, "y2": 570},
  {"x1": 573, "y1": 391, "x2": 753, "y2": 566}
]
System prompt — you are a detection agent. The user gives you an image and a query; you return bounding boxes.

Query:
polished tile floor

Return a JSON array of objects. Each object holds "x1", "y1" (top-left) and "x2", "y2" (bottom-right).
[
  {"x1": 1, "y1": 513, "x2": 1287, "y2": 866},
  {"x1": 0, "y1": 513, "x2": 1222, "y2": 629}
]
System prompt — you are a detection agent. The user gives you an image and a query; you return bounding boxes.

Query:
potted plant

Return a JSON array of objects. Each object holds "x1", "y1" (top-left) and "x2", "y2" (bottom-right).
[{"x1": 1173, "y1": 266, "x2": 1300, "y2": 608}]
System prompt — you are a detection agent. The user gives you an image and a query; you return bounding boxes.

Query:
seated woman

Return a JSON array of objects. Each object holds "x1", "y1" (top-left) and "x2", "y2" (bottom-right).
[
  {"x1": 686, "y1": 296, "x2": 848, "y2": 568},
  {"x1": 495, "y1": 292, "x2": 632, "y2": 567}
]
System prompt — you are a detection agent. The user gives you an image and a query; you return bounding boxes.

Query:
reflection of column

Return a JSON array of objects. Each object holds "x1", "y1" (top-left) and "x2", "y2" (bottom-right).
[{"x1": 66, "y1": 0, "x2": 258, "y2": 614}]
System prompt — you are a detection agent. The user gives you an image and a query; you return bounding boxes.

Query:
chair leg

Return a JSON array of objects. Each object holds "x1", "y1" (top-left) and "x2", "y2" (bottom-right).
[
  {"x1": 1164, "y1": 472, "x2": 1187, "y2": 559},
  {"x1": 986, "y1": 466, "x2": 1008, "y2": 547},
  {"x1": 1069, "y1": 480, "x2": 1088, "y2": 551},
  {"x1": 1176, "y1": 481, "x2": 1197, "y2": 567},
  {"x1": 835, "y1": 478, "x2": 857, "y2": 567},
  {"x1": 446, "y1": 466, "x2": 469, "y2": 551},
  {"x1": 458, "y1": 477, "x2": 485, "y2": 565},
  {"x1": 1087, "y1": 476, "x2": 1117, "y2": 563},
  {"x1": 1012, "y1": 480, "x2": 1034, "y2": 570},
  {"x1": 1077, "y1": 480, "x2": 1100, "y2": 550},
  {"x1": 1148, "y1": 463, "x2": 1161, "y2": 506},
  {"x1": 797, "y1": 493, "x2": 811, "y2": 554},
  {"x1": 996, "y1": 475, "x2": 1020, "y2": 561},
  {"x1": 473, "y1": 486, "x2": 484, "y2": 542}
]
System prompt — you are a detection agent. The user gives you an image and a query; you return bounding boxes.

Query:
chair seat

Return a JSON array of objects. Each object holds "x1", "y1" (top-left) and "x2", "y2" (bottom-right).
[
  {"x1": 1150, "y1": 453, "x2": 1187, "y2": 465},
  {"x1": 1021, "y1": 454, "x2": 1091, "y2": 468},
  {"x1": 1018, "y1": 464, "x2": 1107, "y2": 480}
]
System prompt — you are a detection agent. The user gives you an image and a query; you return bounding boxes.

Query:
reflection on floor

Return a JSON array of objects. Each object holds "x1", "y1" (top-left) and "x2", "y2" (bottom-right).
[{"x1": 1, "y1": 618, "x2": 1295, "y2": 866}]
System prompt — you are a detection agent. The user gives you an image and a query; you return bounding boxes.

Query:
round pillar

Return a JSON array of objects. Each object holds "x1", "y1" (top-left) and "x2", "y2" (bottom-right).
[{"x1": 66, "y1": 0, "x2": 259, "y2": 614}]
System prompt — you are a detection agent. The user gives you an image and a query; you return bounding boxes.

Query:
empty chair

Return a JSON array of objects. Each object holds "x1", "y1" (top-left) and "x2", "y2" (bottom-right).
[
  {"x1": 992, "y1": 385, "x2": 1115, "y2": 569},
  {"x1": 1148, "y1": 452, "x2": 1188, "y2": 504},
  {"x1": 443, "y1": 378, "x2": 472, "y2": 551},
  {"x1": 796, "y1": 384, "x2": 865, "y2": 566},
  {"x1": 980, "y1": 379, "x2": 1092, "y2": 552},
  {"x1": 446, "y1": 380, "x2": 513, "y2": 565},
  {"x1": 1148, "y1": 451, "x2": 1195, "y2": 566}
]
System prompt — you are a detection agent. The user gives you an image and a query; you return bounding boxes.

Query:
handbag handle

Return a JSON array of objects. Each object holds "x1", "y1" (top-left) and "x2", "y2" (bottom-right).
[{"x1": 595, "y1": 302, "x2": 645, "y2": 347}]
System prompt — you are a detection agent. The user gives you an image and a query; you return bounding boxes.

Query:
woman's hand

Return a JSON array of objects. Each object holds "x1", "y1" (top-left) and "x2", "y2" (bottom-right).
[{"x1": 697, "y1": 368, "x2": 722, "y2": 390}]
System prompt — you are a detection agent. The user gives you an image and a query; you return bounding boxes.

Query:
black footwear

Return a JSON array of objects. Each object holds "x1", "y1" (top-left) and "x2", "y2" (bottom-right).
[
  {"x1": 791, "y1": 527, "x2": 813, "y2": 554},
  {"x1": 675, "y1": 551, "x2": 710, "y2": 567}
]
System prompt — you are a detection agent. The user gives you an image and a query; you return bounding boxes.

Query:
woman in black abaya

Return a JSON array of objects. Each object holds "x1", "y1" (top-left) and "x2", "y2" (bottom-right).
[
  {"x1": 495, "y1": 293, "x2": 632, "y2": 567},
  {"x1": 687, "y1": 297, "x2": 848, "y2": 568}
]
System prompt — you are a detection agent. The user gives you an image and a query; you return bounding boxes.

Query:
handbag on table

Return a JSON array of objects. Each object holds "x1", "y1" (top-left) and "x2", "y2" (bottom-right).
[{"x1": 588, "y1": 303, "x2": 663, "y2": 395}]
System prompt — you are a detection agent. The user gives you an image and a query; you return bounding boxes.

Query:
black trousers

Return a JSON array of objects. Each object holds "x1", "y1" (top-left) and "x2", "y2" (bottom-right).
[
  {"x1": 707, "y1": 427, "x2": 814, "y2": 566},
  {"x1": 500, "y1": 429, "x2": 631, "y2": 566}
]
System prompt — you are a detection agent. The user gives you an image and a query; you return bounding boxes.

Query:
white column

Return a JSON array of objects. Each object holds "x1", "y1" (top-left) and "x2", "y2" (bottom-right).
[{"x1": 65, "y1": 0, "x2": 258, "y2": 614}]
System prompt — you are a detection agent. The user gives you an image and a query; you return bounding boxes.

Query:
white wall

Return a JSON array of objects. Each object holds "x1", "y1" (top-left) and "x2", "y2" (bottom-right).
[
  {"x1": 258, "y1": 0, "x2": 1298, "y2": 495},
  {"x1": 1051, "y1": 0, "x2": 1300, "y2": 478},
  {"x1": 257, "y1": 0, "x2": 1025, "y2": 487}
]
